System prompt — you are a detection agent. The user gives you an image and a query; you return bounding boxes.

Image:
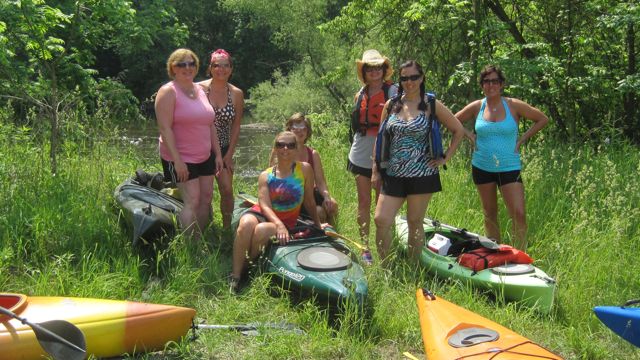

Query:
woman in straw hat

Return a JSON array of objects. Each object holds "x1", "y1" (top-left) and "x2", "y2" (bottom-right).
[{"x1": 348, "y1": 49, "x2": 397, "y2": 265}]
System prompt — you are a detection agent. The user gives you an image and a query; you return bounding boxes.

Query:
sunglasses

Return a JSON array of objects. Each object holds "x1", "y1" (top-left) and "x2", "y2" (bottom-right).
[
  {"x1": 275, "y1": 141, "x2": 296, "y2": 149},
  {"x1": 399, "y1": 74, "x2": 422, "y2": 82},
  {"x1": 175, "y1": 61, "x2": 196, "y2": 69},
  {"x1": 291, "y1": 123, "x2": 307, "y2": 130},
  {"x1": 365, "y1": 66, "x2": 383, "y2": 72},
  {"x1": 212, "y1": 63, "x2": 231, "y2": 69},
  {"x1": 482, "y1": 78, "x2": 502, "y2": 85}
]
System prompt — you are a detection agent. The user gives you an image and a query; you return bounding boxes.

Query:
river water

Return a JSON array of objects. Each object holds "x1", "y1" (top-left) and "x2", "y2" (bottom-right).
[{"x1": 122, "y1": 121, "x2": 279, "y2": 185}]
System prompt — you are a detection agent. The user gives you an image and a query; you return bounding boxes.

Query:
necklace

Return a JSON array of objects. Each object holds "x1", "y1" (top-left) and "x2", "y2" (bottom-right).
[{"x1": 178, "y1": 84, "x2": 196, "y2": 99}]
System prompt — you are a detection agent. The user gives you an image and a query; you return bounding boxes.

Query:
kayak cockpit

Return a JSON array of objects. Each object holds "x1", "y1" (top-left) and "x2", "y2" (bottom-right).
[{"x1": 0, "y1": 293, "x2": 27, "y2": 321}]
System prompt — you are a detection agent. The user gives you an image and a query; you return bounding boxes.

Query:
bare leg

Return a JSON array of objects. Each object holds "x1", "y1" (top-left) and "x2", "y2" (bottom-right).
[
  {"x1": 232, "y1": 214, "x2": 259, "y2": 278},
  {"x1": 316, "y1": 205, "x2": 327, "y2": 224},
  {"x1": 476, "y1": 182, "x2": 501, "y2": 241},
  {"x1": 176, "y1": 178, "x2": 202, "y2": 239},
  {"x1": 405, "y1": 193, "x2": 432, "y2": 262},
  {"x1": 355, "y1": 174, "x2": 373, "y2": 246},
  {"x1": 373, "y1": 194, "x2": 405, "y2": 263},
  {"x1": 216, "y1": 168, "x2": 234, "y2": 228},
  {"x1": 248, "y1": 223, "x2": 277, "y2": 258},
  {"x1": 196, "y1": 175, "x2": 214, "y2": 234},
  {"x1": 500, "y1": 182, "x2": 527, "y2": 250}
]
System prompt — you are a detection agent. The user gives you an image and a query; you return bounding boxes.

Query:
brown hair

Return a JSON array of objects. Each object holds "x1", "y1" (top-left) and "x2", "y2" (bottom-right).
[
  {"x1": 166, "y1": 48, "x2": 200, "y2": 79},
  {"x1": 285, "y1": 113, "x2": 313, "y2": 143},
  {"x1": 479, "y1": 64, "x2": 506, "y2": 86}
]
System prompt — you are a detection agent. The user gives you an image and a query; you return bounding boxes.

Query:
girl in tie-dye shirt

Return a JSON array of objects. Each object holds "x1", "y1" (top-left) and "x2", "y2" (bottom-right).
[{"x1": 230, "y1": 131, "x2": 322, "y2": 293}]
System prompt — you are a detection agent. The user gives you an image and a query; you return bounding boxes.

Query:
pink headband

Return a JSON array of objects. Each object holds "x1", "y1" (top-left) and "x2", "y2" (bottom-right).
[{"x1": 210, "y1": 49, "x2": 231, "y2": 63}]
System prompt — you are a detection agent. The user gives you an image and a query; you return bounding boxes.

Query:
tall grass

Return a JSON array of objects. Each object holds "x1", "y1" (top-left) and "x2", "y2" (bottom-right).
[{"x1": 1, "y1": 117, "x2": 639, "y2": 359}]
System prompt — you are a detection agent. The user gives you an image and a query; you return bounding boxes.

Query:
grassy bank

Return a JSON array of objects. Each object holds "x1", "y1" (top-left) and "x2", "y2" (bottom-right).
[{"x1": 1, "y1": 119, "x2": 639, "y2": 359}]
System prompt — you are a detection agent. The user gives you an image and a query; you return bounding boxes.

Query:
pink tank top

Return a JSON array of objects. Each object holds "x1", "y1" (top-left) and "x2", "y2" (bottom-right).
[{"x1": 159, "y1": 82, "x2": 215, "y2": 163}]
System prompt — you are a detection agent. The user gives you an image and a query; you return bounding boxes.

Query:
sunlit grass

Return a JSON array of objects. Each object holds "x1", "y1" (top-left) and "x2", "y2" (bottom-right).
[{"x1": 1, "y1": 118, "x2": 639, "y2": 359}]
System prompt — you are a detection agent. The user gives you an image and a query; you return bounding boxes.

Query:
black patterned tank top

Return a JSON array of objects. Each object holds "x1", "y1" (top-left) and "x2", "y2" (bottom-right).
[{"x1": 211, "y1": 86, "x2": 235, "y2": 148}]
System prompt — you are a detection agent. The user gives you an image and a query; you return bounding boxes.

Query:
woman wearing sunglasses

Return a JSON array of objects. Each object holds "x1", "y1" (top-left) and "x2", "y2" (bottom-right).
[
  {"x1": 372, "y1": 60, "x2": 464, "y2": 264},
  {"x1": 349, "y1": 49, "x2": 397, "y2": 265},
  {"x1": 455, "y1": 65, "x2": 548, "y2": 251},
  {"x1": 155, "y1": 48, "x2": 224, "y2": 240},
  {"x1": 197, "y1": 49, "x2": 244, "y2": 230},
  {"x1": 230, "y1": 131, "x2": 322, "y2": 293}
]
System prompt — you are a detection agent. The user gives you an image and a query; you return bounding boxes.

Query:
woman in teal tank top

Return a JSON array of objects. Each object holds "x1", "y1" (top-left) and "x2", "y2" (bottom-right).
[
  {"x1": 455, "y1": 65, "x2": 548, "y2": 250},
  {"x1": 229, "y1": 131, "x2": 322, "y2": 293}
]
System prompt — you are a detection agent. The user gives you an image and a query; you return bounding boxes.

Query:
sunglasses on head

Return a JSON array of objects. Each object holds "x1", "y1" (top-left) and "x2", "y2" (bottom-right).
[
  {"x1": 399, "y1": 74, "x2": 422, "y2": 82},
  {"x1": 275, "y1": 141, "x2": 296, "y2": 149},
  {"x1": 175, "y1": 61, "x2": 196, "y2": 68},
  {"x1": 482, "y1": 78, "x2": 502, "y2": 85}
]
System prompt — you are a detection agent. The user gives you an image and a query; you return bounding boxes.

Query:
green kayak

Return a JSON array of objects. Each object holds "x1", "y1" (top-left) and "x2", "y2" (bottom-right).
[
  {"x1": 232, "y1": 195, "x2": 368, "y2": 307},
  {"x1": 395, "y1": 215, "x2": 556, "y2": 313},
  {"x1": 114, "y1": 177, "x2": 182, "y2": 245}
]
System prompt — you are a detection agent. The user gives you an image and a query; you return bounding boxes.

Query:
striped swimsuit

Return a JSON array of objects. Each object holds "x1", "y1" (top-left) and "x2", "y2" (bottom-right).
[{"x1": 386, "y1": 112, "x2": 438, "y2": 177}]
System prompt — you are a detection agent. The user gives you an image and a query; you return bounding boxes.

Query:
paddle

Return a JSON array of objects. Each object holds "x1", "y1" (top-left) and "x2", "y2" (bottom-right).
[
  {"x1": 236, "y1": 193, "x2": 368, "y2": 250},
  {"x1": 0, "y1": 305, "x2": 86, "y2": 360},
  {"x1": 323, "y1": 226, "x2": 367, "y2": 251},
  {"x1": 194, "y1": 322, "x2": 305, "y2": 336}
]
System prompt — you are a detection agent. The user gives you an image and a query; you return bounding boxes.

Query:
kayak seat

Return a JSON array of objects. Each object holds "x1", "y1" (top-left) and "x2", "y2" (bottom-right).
[
  {"x1": 491, "y1": 263, "x2": 536, "y2": 275},
  {"x1": 297, "y1": 247, "x2": 351, "y2": 271}
]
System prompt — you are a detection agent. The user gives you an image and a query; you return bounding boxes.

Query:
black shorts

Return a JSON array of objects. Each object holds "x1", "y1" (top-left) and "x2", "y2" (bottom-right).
[
  {"x1": 381, "y1": 174, "x2": 442, "y2": 197},
  {"x1": 161, "y1": 152, "x2": 216, "y2": 184},
  {"x1": 347, "y1": 159, "x2": 372, "y2": 178},
  {"x1": 472, "y1": 166, "x2": 523, "y2": 186}
]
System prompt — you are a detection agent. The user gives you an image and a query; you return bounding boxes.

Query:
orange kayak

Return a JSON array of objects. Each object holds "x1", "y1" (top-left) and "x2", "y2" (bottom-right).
[
  {"x1": 415, "y1": 289, "x2": 562, "y2": 359},
  {"x1": 0, "y1": 293, "x2": 195, "y2": 360}
]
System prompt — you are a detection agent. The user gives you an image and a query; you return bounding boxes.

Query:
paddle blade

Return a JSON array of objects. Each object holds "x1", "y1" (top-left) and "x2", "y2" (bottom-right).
[{"x1": 34, "y1": 320, "x2": 87, "y2": 360}]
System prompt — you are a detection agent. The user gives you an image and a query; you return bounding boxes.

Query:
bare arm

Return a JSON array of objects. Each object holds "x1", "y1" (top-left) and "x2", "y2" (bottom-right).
[
  {"x1": 210, "y1": 114, "x2": 224, "y2": 176},
  {"x1": 301, "y1": 163, "x2": 322, "y2": 228},
  {"x1": 155, "y1": 84, "x2": 188, "y2": 182},
  {"x1": 454, "y1": 100, "x2": 482, "y2": 142},
  {"x1": 310, "y1": 149, "x2": 337, "y2": 213},
  {"x1": 429, "y1": 100, "x2": 465, "y2": 168},
  {"x1": 508, "y1": 98, "x2": 549, "y2": 150},
  {"x1": 225, "y1": 84, "x2": 245, "y2": 170},
  {"x1": 371, "y1": 99, "x2": 393, "y2": 187}
]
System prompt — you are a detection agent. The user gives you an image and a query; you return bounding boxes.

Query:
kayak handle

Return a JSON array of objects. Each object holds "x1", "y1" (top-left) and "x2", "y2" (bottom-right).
[{"x1": 622, "y1": 299, "x2": 640, "y2": 308}]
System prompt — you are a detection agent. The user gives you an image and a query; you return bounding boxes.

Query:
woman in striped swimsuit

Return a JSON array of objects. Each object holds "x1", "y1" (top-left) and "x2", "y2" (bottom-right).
[
  {"x1": 372, "y1": 60, "x2": 464, "y2": 264},
  {"x1": 198, "y1": 49, "x2": 244, "y2": 229}
]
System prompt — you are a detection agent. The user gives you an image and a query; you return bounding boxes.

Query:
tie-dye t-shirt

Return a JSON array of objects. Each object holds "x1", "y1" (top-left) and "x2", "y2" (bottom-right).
[{"x1": 251, "y1": 162, "x2": 305, "y2": 228}]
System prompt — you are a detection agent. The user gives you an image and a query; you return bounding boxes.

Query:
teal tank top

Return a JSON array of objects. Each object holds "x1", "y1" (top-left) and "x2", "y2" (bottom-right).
[{"x1": 472, "y1": 98, "x2": 521, "y2": 172}]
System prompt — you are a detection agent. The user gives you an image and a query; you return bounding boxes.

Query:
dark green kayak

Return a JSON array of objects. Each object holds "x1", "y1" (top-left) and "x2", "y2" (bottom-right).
[
  {"x1": 232, "y1": 195, "x2": 368, "y2": 307},
  {"x1": 114, "y1": 178, "x2": 183, "y2": 245}
]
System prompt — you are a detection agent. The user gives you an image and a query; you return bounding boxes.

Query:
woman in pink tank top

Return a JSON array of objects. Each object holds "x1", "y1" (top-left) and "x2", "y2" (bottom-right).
[{"x1": 155, "y1": 48, "x2": 223, "y2": 240}]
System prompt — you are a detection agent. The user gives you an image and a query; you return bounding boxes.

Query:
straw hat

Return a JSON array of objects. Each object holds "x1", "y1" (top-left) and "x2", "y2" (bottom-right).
[{"x1": 356, "y1": 49, "x2": 393, "y2": 84}]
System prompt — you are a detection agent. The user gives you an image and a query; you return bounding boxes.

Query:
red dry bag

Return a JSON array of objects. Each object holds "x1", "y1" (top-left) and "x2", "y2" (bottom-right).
[{"x1": 457, "y1": 245, "x2": 533, "y2": 272}]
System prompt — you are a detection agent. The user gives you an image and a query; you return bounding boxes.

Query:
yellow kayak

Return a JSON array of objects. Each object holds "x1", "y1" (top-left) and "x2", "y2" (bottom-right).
[
  {"x1": 0, "y1": 293, "x2": 195, "y2": 360},
  {"x1": 415, "y1": 289, "x2": 562, "y2": 359}
]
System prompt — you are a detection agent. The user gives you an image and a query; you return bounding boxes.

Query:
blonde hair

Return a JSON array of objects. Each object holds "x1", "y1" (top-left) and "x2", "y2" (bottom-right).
[{"x1": 166, "y1": 48, "x2": 200, "y2": 79}]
